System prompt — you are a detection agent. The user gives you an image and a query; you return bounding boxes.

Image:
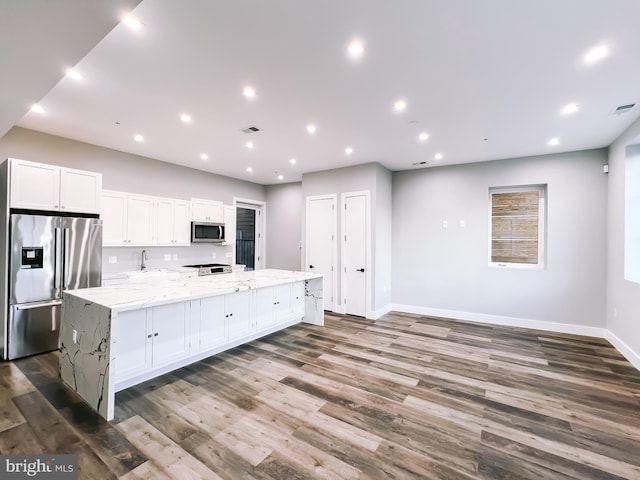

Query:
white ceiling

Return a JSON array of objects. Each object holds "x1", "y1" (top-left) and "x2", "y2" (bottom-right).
[{"x1": 7, "y1": 0, "x2": 640, "y2": 185}]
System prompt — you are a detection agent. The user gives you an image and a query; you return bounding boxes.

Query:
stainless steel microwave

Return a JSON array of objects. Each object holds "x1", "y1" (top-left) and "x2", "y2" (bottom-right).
[{"x1": 191, "y1": 222, "x2": 225, "y2": 243}]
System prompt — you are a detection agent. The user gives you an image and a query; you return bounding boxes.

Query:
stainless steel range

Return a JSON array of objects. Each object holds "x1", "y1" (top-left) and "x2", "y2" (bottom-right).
[{"x1": 182, "y1": 263, "x2": 232, "y2": 276}]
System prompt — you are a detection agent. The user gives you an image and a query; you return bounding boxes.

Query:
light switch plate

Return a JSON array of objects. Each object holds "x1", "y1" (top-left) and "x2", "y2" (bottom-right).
[
  {"x1": 164, "y1": 254, "x2": 171, "y2": 261},
  {"x1": 459, "y1": 220, "x2": 465, "y2": 228},
  {"x1": 172, "y1": 254, "x2": 178, "y2": 261},
  {"x1": 442, "y1": 220, "x2": 448, "y2": 229},
  {"x1": 108, "y1": 256, "x2": 117, "y2": 264}
]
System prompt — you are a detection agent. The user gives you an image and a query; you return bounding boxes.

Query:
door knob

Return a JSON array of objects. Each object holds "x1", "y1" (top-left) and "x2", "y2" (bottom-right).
[{"x1": 356, "y1": 268, "x2": 365, "y2": 272}]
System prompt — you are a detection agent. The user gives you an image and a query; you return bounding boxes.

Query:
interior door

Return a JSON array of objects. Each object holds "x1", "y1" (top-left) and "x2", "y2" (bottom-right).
[
  {"x1": 307, "y1": 196, "x2": 336, "y2": 311},
  {"x1": 343, "y1": 193, "x2": 367, "y2": 317}
]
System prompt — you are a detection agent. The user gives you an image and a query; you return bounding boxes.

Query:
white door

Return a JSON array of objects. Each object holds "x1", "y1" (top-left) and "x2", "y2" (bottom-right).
[
  {"x1": 343, "y1": 193, "x2": 367, "y2": 317},
  {"x1": 306, "y1": 196, "x2": 336, "y2": 311},
  {"x1": 235, "y1": 200, "x2": 265, "y2": 270}
]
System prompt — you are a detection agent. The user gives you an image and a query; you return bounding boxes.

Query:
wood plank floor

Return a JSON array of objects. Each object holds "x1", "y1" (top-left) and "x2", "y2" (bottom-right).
[{"x1": 2, "y1": 311, "x2": 640, "y2": 479}]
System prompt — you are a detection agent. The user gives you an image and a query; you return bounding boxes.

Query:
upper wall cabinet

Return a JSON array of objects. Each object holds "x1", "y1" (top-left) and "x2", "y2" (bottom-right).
[
  {"x1": 9, "y1": 158, "x2": 102, "y2": 214},
  {"x1": 102, "y1": 190, "x2": 155, "y2": 246},
  {"x1": 191, "y1": 198, "x2": 223, "y2": 223},
  {"x1": 156, "y1": 197, "x2": 190, "y2": 246}
]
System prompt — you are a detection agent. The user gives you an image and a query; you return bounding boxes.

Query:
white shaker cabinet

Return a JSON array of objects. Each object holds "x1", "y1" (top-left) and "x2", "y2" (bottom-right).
[
  {"x1": 197, "y1": 296, "x2": 227, "y2": 351},
  {"x1": 226, "y1": 290, "x2": 252, "y2": 340},
  {"x1": 191, "y1": 198, "x2": 224, "y2": 222},
  {"x1": 156, "y1": 198, "x2": 190, "y2": 246},
  {"x1": 150, "y1": 302, "x2": 191, "y2": 368},
  {"x1": 223, "y1": 204, "x2": 236, "y2": 245},
  {"x1": 112, "y1": 309, "x2": 152, "y2": 380},
  {"x1": 9, "y1": 158, "x2": 101, "y2": 214},
  {"x1": 102, "y1": 190, "x2": 155, "y2": 246}
]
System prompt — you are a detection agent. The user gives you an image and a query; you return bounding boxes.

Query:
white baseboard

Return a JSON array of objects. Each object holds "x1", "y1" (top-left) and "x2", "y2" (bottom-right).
[
  {"x1": 391, "y1": 304, "x2": 608, "y2": 338},
  {"x1": 371, "y1": 304, "x2": 392, "y2": 320},
  {"x1": 605, "y1": 330, "x2": 640, "y2": 372}
]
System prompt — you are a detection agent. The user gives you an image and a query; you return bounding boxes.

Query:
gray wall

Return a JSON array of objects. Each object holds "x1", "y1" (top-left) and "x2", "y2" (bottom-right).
[
  {"x1": 265, "y1": 182, "x2": 302, "y2": 271},
  {"x1": 0, "y1": 127, "x2": 266, "y2": 272},
  {"x1": 607, "y1": 116, "x2": 640, "y2": 357},
  {"x1": 392, "y1": 149, "x2": 608, "y2": 327},
  {"x1": 302, "y1": 162, "x2": 392, "y2": 315}
]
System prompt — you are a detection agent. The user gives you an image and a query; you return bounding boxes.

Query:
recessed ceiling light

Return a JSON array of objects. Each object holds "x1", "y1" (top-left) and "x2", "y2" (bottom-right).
[
  {"x1": 243, "y1": 86, "x2": 256, "y2": 99},
  {"x1": 278, "y1": 174, "x2": 284, "y2": 181},
  {"x1": 246, "y1": 167, "x2": 253, "y2": 173},
  {"x1": 561, "y1": 103, "x2": 579, "y2": 115},
  {"x1": 548, "y1": 137, "x2": 560, "y2": 146},
  {"x1": 200, "y1": 153, "x2": 209, "y2": 160},
  {"x1": 134, "y1": 134, "x2": 144, "y2": 142},
  {"x1": 418, "y1": 132, "x2": 429, "y2": 142},
  {"x1": 246, "y1": 141, "x2": 255, "y2": 150},
  {"x1": 584, "y1": 44, "x2": 609, "y2": 64},
  {"x1": 123, "y1": 15, "x2": 142, "y2": 30},
  {"x1": 345, "y1": 147, "x2": 354, "y2": 155},
  {"x1": 289, "y1": 158, "x2": 297, "y2": 165},
  {"x1": 180, "y1": 113, "x2": 192, "y2": 124},
  {"x1": 434, "y1": 152, "x2": 443, "y2": 160},
  {"x1": 348, "y1": 39, "x2": 365, "y2": 59},
  {"x1": 306, "y1": 124, "x2": 317, "y2": 134},
  {"x1": 30, "y1": 104, "x2": 45, "y2": 114},
  {"x1": 393, "y1": 99, "x2": 407, "y2": 112},
  {"x1": 65, "y1": 68, "x2": 83, "y2": 81}
]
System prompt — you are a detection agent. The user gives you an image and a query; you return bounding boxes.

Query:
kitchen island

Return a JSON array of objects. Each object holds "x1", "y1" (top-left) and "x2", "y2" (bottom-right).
[{"x1": 59, "y1": 269, "x2": 323, "y2": 420}]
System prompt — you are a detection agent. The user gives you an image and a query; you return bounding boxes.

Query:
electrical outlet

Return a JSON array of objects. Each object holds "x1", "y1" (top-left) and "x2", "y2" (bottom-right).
[
  {"x1": 172, "y1": 254, "x2": 178, "y2": 261},
  {"x1": 459, "y1": 220, "x2": 465, "y2": 228},
  {"x1": 108, "y1": 256, "x2": 117, "y2": 264},
  {"x1": 164, "y1": 254, "x2": 171, "y2": 261},
  {"x1": 442, "y1": 220, "x2": 448, "y2": 229},
  {"x1": 212, "y1": 252, "x2": 217, "y2": 259}
]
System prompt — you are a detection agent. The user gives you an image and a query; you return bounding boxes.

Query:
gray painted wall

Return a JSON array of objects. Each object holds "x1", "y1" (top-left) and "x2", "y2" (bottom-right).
[
  {"x1": 0, "y1": 127, "x2": 266, "y2": 272},
  {"x1": 265, "y1": 182, "x2": 302, "y2": 271},
  {"x1": 607, "y1": 116, "x2": 640, "y2": 358},
  {"x1": 302, "y1": 162, "x2": 392, "y2": 315},
  {"x1": 392, "y1": 149, "x2": 608, "y2": 327}
]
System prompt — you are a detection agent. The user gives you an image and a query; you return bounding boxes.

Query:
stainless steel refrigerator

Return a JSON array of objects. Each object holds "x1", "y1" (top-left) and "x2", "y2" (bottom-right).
[{"x1": 5, "y1": 214, "x2": 102, "y2": 360}]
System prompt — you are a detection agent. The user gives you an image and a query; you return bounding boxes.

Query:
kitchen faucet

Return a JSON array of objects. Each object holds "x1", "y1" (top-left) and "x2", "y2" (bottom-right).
[{"x1": 141, "y1": 249, "x2": 147, "y2": 271}]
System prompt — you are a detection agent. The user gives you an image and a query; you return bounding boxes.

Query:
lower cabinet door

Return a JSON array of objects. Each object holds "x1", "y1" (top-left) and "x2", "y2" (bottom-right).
[
  {"x1": 227, "y1": 290, "x2": 251, "y2": 340},
  {"x1": 200, "y1": 296, "x2": 227, "y2": 350},
  {"x1": 113, "y1": 309, "x2": 152, "y2": 380},
  {"x1": 151, "y1": 302, "x2": 190, "y2": 367},
  {"x1": 292, "y1": 281, "x2": 305, "y2": 319},
  {"x1": 274, "y1": 283, "x2": 292, "y2": 324},
  {"x1": 254, "y1": 286, "x2": 275, "y2": 330}
]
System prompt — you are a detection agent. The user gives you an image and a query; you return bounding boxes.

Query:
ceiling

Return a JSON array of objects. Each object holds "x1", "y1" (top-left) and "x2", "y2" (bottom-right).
[{"x1": 5, "y1": 1, "x2": 640, "y2": 185}]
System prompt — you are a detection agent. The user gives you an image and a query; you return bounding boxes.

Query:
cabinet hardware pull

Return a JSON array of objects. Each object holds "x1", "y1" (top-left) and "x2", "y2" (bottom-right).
[
  {"x1": 154, "y1": 333, "x2": 158, "y2": 337},
  {"x1": 147, "y1": 334, "x2": 152, "y2": 338}
]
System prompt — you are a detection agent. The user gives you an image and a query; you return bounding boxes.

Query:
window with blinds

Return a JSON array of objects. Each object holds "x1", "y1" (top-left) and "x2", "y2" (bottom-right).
[{"x1": 490, "y1": 185, "x2": 545, "y2": 266}]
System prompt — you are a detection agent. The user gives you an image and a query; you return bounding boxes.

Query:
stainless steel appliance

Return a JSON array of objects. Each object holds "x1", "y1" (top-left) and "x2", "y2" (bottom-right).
[
  {"x1": 4, "y1": 214, "x2": 102, "y2": 359},
  {"x1": 191, "y1": 221, "x2": 225, "y2": 243},
  {"x1": 182, "y1": 263, "x2": 232, "y2": 276}
]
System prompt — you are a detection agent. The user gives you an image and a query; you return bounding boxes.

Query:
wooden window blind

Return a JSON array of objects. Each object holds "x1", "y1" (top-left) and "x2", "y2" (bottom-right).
[{"x1": 491, "y1": 189, "x2": 542, "y2": 265}]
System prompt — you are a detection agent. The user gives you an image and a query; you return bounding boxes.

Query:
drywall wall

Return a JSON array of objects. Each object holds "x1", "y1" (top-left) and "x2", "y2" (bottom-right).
[
  {"x1": 0, "y1": 127, "x2": 266, "y2": 204},
  {"x1": 607, "y1": 115, "x2": 640, "y2": 367},
  {"x1": 302, "y1": 162, "x2": 392, "y2": 317},
  {"x1": 392, "y1": 149, "x2": 608, "y2": 329},
  {"x1": 265, "y1": 182, "x2": 302, "y2": 271},
  {"x1": 0, "y1": 127, "x2": 266, "y2": 272}
]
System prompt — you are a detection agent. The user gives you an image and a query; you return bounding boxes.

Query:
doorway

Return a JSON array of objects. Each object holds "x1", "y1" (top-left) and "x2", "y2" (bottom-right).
[
  {"x1": 234, "y1": 199, "x2": 265, "y2": 271},
  {"x1": 305, "y1": 194, "x2": 337, "y2": 311},
  {"x1": 342, "y1": 191, "x2": 370, "y2": 317}
]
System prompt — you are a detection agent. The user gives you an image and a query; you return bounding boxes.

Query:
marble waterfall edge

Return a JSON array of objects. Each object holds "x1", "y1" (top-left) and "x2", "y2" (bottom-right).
[
  {"x1": 60, "y1": 294, "x2": 113, "y2": 419},
  {"x1": 304, "y1": 277, "x2": 324, "y2": 326}
]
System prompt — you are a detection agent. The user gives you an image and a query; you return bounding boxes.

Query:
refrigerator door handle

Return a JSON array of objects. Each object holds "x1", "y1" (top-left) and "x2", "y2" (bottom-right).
[
  {"x1": 15, "y1": 300, "x2": 63, "y2": 310},
  {"x1": 63, "y1": 228, "x2": 70, "y2": 289},
  {"x1": 54, "y1": 227, "x2": 62, "y2": 290}
]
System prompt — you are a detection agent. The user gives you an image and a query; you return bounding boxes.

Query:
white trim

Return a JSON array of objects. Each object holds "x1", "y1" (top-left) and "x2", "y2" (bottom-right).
[
  {"x1": 372, "y1": 304, "x2": 392, "y2": 320},
  {"x1": 233, "y1": 197, "x2": 266, "y2": 270},
  {"x1": 606, "y1": 330, "x2": 640, "y2": 372},
  {"x1": 305, "y1": 194, "x2": 338, "y2": 312},
  {"x1": 341, "y1": 190, "x2": 372, "y2": 319},
  {"x1": 392, "y1": 304, "x2": 607, "y2": 338}
]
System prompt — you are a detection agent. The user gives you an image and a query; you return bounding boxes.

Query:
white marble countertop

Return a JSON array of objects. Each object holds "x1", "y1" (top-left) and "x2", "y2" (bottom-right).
[{"x1": 65, "y1": 269, "x2": 323, "y2": 313}]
